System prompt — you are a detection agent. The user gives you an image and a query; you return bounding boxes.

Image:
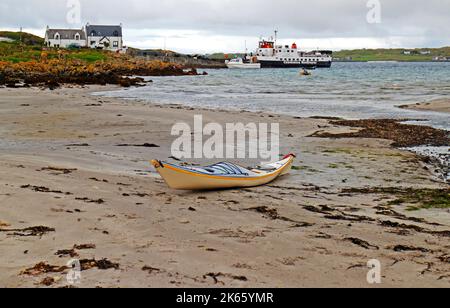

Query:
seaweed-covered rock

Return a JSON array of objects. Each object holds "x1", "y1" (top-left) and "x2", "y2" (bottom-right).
[{"x1": 0, "y1": 55, "x2": 200, "y2": 89}]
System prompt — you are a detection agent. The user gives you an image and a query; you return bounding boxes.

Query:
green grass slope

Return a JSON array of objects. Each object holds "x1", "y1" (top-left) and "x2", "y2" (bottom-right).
[
  {"x1": 0, "y1": 31, "x2": 44, "y2": 45},
  {"x1": 334, "y1": 47, "x2": 450, "y2": 62}
]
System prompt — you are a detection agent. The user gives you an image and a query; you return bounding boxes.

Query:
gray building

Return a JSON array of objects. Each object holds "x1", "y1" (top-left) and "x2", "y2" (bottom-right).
[
  {"x1": 44, "y1": 27, "x2": 86, "y2": 48},
  {"x1": 86, "y1": 24, "x2": 123, "y2": 51}
]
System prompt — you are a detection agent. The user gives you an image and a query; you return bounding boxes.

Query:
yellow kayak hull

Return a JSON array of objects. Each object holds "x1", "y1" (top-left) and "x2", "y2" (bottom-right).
[{"x1": 151, "y1": 155, "x2": 295, "y2": 191}]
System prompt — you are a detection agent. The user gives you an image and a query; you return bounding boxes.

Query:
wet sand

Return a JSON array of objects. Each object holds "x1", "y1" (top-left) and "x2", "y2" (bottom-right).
[
  {"x1": 0, "y1": 87, "x2": 449, "y2": 288},
  {"x1": 399, "y1": 98, "x2": 450, "y2": 113}
]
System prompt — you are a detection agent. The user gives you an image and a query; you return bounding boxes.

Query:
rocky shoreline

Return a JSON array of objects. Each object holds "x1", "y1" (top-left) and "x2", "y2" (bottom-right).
[{"x1": 0, "y1": 57, "x2": 205, "y2": 89}]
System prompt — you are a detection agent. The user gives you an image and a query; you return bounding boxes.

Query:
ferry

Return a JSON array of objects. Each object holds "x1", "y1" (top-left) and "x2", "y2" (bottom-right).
[
  {"x1": 252, "y1": 32, "x2": 333, "y2": 69},
  {"x1": 226, "y1": 58, "x2": 261, "y2": 69}
]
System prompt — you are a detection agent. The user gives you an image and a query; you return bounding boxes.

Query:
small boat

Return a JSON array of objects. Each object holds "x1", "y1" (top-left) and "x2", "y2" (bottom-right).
[
  {"x1": 300, "y1": 69, "x2": 312, "y2": 76},
  {"x1": 226, "y1": 58, "x2": 261, "y2": 69},
  {"x1": 151, "y1": 154, "x2": 295, "y2": 190}
]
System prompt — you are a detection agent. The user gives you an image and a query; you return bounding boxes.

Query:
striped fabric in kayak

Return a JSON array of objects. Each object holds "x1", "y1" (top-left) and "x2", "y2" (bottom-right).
[{"x1": 166, "y1": 162, "x2": 259, "y2": 177}]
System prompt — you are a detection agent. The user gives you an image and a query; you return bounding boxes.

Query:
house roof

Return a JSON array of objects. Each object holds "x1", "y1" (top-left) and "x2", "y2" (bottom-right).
[
  {"x1": 46, "y1": 29, "x2": 86, "y2": 40},
  {"x1": 86, "y1": 25, "x2": 122, "y2": 37}
]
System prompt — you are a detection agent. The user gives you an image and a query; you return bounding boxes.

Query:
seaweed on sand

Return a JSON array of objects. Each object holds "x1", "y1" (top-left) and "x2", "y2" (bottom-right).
[
  {"x1": 309, "y1": 119, "x2": 449, "y2": 148},
  {"x1": 21, "y1": 262, "x2": 68, "y2": 276},
  {"x1": 0, "y1": 226, "x2": 55, "y2": 237}
]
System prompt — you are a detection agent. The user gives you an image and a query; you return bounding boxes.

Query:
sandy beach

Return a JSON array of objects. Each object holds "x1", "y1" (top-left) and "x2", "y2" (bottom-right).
[
  {"x1": 0, "y1": 86, "x2": 449, "y2": 288},
  {"x1": 399, "y1": 98, "x2": 450, "y2": 113}
]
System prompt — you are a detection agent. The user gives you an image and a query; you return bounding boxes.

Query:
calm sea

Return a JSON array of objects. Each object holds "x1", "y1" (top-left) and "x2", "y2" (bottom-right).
[{"x1": 94, "y1": 62, "x2": 450, "y2": 130}]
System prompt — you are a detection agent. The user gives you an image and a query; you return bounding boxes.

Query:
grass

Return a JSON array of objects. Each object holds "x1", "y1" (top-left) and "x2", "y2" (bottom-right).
[
  {"x1": 66, "y1": 51, "x2": 108, "y2": 63},
  {"x1": 0, "y1": 31, "x2": 44, "y2": 45},
  {"x1": 334, "y1": 47, "x2": 450, "y2": 62},
  {"x1": 0, "y1": 32, "x2": 109, "y2": 64},
  {"x1": 0, "y1": 40, "x2": 109, "y2": 64}
]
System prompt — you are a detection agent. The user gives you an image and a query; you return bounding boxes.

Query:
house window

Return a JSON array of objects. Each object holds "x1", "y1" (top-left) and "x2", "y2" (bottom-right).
[
  {"x1": 75, "y1": 33, "x2": 80, "y2": 40},
  {"x1": 113, "y1": 41, "x2": 119, "y2": 47},
  {"x1": 90, "y1": 41, "x2": 96, "y2": 46},
  {"x1": 54, "y1": 34, "x2": 60, "y2": 40}
]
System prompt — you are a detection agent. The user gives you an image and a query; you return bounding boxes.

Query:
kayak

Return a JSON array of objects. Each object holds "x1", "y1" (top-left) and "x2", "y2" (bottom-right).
[{"x1": 151, "y1": 154, "x2": 295, "y2": 190}]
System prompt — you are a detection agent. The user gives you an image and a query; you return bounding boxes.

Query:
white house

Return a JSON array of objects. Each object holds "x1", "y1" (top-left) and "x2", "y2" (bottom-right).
[
  {"x1": 85, "y1": 24, "x2": 123, "y2": 52},
  {"x1": 44, "y1": 27, "x2": 86, "y2": 48},
  {"x1": 44, "y1": 24, "x2": 125, "y2": 52}
]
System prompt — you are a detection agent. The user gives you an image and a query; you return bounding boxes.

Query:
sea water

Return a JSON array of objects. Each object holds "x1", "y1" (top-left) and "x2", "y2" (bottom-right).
[
  {"x1": 95, "y1": 62, "x2": 450, "y2": 130},
  {"x1": 94, "y1": 62, "x2": 449, "y2": 180}
]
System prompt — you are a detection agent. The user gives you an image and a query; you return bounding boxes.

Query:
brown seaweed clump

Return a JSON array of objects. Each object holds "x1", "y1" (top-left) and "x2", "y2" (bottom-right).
[{"x1": 310, "y1": 119, "x2": 449, "y2": 148}]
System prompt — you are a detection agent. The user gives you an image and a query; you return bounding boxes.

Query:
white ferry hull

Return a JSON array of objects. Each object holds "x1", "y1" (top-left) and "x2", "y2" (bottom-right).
[{"x1": 226, "y1": 63, "x2": 261, "y2": 69}]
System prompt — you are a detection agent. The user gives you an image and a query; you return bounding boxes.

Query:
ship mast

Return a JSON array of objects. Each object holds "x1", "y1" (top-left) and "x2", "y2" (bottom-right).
[{"x1": 274, "y1": 30, "x2": 278, "y2": 45}]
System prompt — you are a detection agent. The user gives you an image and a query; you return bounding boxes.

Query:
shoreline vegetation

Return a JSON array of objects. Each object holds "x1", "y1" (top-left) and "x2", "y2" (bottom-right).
[
  {"x1": 333, "y1": 47, "x2": 450, "y2": 62},
  {"x1": 0, "y1": 31, "x2": 208, "y2": 89}
]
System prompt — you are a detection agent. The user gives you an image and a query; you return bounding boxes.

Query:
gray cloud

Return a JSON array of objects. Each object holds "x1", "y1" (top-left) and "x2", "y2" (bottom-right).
[{"x1": 1, "y1": 0, "x2": 449, "y2": 49}]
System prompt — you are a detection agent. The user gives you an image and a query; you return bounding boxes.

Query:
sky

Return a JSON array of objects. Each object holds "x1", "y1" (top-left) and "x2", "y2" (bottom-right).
[{"x1": 1, "y1": 0, "x2": 449, "y2": 53}]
